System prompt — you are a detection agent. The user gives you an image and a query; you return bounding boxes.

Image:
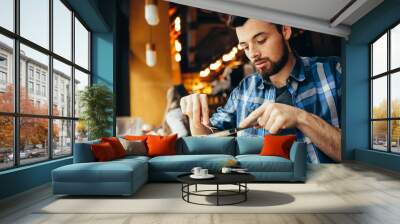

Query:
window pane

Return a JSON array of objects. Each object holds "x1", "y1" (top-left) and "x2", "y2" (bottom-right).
[
  {"x1": 20, "y1": 0, "x2": 49, "y2": 49},
  {"x1": 0, "y1": 0, "x2": 14, "y2": 31},
  {"x1": 391, "y1": 72, "x2": 400, "y2": 118},
  {"x1": 53, "y1": 0, "x2": 72, "y2": 60},
  {"x1": 372, "y1": 33, "x2": 387, "y2": 76},
  {"x1": 372, "y1": 121, "x2": 388, "y2": 151},
  {"x1": 20, "y1": 117, "x2": 49, "y2": 165},
  {"x1": 74, "y1": 69, "x2": 89, "y2": 118},
  {"x1": 20, "y1": 44, "x2": 49, "y2": 115},
  {"x1": 74, "y1": 17, "x2": 89, "y2": 70},
  {"x1": 391, "y1": 120, "x2": 400, "y2": 153},
  {"x1": 53, "y1": 59, "x2": 72, "y2": 117},
  {"x1": 372, "y1": 76, "x2": 387, "y2": 119},
  {"x1": 391, "y1": 24, "x2": 400, "y2": 70},
  {"x1": 0, "y1": 116, "x2": 13, "y2": 170},
  {"x1": 0, "y1": 34, "x2": 14, "y2": 112},
  {"x1": 75, "y1": 120, "x2": 88, "y2": 143},
  {"x1": 53, "y1": 119, "x2": 72, "y2": 158}
]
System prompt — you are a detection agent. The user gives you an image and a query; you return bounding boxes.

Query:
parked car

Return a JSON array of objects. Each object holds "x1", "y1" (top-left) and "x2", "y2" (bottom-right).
[{"x1": 8, "y1": 150, "x2": 32, "y2": 160}]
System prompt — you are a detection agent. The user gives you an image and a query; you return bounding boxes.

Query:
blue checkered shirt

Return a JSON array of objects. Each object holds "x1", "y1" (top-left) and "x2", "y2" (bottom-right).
[{"x1": 210, "y1": 56, "x2": 342, "y2": 163}]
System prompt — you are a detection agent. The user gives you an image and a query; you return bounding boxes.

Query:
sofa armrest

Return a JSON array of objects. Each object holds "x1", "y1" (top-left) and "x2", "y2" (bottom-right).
[
  {"x1": 289, "y1": 142, "x2": 307, "y2": 181},
  {"x1": 73, "y1": 140, "x2": 100, "y2": 163}
]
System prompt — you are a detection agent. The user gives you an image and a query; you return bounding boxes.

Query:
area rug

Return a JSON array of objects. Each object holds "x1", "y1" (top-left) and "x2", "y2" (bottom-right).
[{"x1": 37, "y1": 183, "x2": 362, "y2": 214}]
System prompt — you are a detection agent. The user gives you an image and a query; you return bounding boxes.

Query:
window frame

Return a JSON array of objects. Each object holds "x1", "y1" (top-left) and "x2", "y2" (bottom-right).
[
  {"x1": 370, "y1": 19, "x2": 400, "y2": 154},
  {"x1": 0, "y1": 0, "x2": 92, "y2": 171}
]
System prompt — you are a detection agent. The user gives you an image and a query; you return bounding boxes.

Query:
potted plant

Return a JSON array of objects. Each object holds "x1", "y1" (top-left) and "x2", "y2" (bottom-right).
[{"x1": 79, "y1": 84, "x2": 114, "y2": 140}]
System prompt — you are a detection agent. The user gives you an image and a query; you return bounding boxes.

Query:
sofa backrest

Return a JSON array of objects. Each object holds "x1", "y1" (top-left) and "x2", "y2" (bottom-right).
[
  {"x1": 176, "y1": 136, "x2": 236, "y2": 155},
  {"x1": 73, "y1": 136, "x2": 263, "y2": 162},
  {"x1": 236, "y1": 136, "x2": 264, "y2": 155},
  {"x1": 73, "y1": 139, "x2": 100, "y2": 163}
]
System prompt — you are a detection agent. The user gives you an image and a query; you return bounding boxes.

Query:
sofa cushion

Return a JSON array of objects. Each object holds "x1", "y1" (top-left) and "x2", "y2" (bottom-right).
[
  {"x1": 101, "y1": 137, "x2": 127, "y2": 158},
  {"x1": 52, "y1": 158, "x2": 147, "y2": 183},
  {"x1": 176, "y1": 137, "x2": 236, "y2": 155},
  {"x1": 236, "y1": 136, "x2": 263, "y2": 155},
  {"x1": 148, "y1": 154, "x2": 235, "y2": 172},
  {"x1": 114, "y1": 155, "x2": 150, "y2": 164},
  {"x1": 147, "y1": 134, "x2": 178, "y2": 157},
  {"x1": 91, "y1": 142, "x2": 118, "y2": 161},
  {"x1": 260, "y1": 135, "x2": 296, "y2": 159},
  {"x1": 236, "y1": 155, "x2": 293, "y2": 172},
  {"x1": 119, "y1": 138, "x2": 147, "y2": 156}
]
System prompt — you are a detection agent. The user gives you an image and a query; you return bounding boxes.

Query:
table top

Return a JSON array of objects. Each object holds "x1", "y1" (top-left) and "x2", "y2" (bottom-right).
[{"x1": 177, "y1": 172, "x2": 255, "y2": 185}]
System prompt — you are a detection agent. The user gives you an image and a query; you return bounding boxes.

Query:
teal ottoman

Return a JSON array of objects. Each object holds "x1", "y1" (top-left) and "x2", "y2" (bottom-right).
[{"x1": 52, "y1": 156, "x2": 148, "y2": 196}]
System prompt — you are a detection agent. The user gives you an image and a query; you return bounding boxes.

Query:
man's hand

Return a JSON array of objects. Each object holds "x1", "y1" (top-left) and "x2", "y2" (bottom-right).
[
  {"x1": 180, "y1": 93, "x2": 213, "y2": 135},
  {"x1": 239, "y1": 102, "x2": 302, "y2": 134},
  {"x1": 240, "y1": 101, "x2": 342, "y2": 162}
]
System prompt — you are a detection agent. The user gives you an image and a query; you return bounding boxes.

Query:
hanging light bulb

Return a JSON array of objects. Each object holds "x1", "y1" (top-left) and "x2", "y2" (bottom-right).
[
  {"x1": 174, "y1": 52, "x2": 181, "y2": 62},
  {"x1": 145, "y1": 0, "x2": 159, "y2": 26},
  {"x1": 146, "y1": 43, "x2": 157, "y2": 67}
]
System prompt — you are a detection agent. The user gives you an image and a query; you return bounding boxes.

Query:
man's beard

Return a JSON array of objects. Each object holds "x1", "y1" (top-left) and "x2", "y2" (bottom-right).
[{"x1": 255, "y1": 40, "x2": 289, "y2": 78}]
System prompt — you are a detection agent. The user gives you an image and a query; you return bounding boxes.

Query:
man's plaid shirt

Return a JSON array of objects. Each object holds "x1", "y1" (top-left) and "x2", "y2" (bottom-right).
[{"x1": 210, "y1": 56, "x2": 342, "y2": 163}]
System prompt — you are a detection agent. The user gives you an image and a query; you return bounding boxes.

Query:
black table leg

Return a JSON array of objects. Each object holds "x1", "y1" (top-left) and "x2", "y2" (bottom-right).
[
  {"x1": 181, "y1": 184, "x2": 183, "y2": 199},
  {"x1": 245, "y1": 183, "x2": 247, "y2": 201},
  {"x1": 179, "y1": 182, "x2": 251, "y2": 206},
  {"x1": 188, "y1": 184, "x2": 190, "y2": 202},
  {"x1": 216, "y1": 184, "x2": 219, "y2": 206}
]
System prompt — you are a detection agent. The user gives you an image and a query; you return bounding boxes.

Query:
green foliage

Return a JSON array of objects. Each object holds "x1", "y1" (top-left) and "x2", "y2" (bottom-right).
[
  {"x1": 79, "y1": 84, "x2": 114, "y2": 140},
  {"x1": 373, "y1": 99, "x2": 400, "y2": 141}
]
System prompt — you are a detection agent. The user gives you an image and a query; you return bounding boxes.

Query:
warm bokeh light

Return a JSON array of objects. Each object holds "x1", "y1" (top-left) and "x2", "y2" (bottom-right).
[
  {"x1": 174, "y1": 52, "x2": 181, "y2": 62},
  {"x1": 175, "y1": 23, "x2": 181, "y2": 32},
  {"x1": 175, "y1": 40, "x2": 182, "y2": 52},
  {"x1": 174, "y1": 17, "x2": 181, "y2": 32},
  {"x1": 174, "y1": 17, "x2": 181, "y2": 25},
  {"x1": 200, "y1": 68, "x2": 210, "y2": 77},
  {"x1": 232, "y1": 47, "x2": 238, "y2": 54},
  {"x1": 210, "y1": 60, "x2": 222, "y2": 70}
]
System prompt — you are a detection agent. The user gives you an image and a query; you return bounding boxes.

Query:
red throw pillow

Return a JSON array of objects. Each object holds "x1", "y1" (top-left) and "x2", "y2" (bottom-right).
[
  {"x1": 146, "y1": 134, "x2": 178, "y2": 157},
  {"x1": 91, "y1": 142, "x2": 118, "y2": 161},
  {"x1": 260, "y1": 135, "x2": 296, "y2": 159},
  {"x1": 101, "y1": 137, "x2": 127, "y2": 158}
]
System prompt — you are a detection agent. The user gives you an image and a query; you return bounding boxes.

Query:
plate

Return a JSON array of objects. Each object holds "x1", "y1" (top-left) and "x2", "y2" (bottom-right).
[{"x1": 190, "y1": 174, "x2": 215, "y2": 179}]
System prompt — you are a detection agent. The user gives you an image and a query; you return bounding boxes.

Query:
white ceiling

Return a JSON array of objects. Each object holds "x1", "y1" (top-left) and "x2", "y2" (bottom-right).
[
  {"x1": 166, "y1": 0, "x2": 384, "y2": 38},
  {"x1": 226, "y1": 0, "x2": 352, "y2": 22}
]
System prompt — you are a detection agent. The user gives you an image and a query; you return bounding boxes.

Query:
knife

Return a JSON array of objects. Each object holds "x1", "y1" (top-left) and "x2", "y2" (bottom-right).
[{"x1": 208, "y1": 127, "x2": 247, "y2": 137}]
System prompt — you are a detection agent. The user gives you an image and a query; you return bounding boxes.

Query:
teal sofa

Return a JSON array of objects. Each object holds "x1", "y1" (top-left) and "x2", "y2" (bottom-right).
[{"x1": 52, "y1": 136, "x2": 307, "y2": 196}]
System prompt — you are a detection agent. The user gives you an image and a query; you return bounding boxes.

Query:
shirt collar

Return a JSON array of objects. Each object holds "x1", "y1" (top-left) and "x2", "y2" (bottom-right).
[{"x1": 256, "y1": 56, "x2": 306, "y2": 90}]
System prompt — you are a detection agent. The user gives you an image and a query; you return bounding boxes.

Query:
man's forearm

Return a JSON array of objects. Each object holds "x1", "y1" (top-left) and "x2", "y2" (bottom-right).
[
  {"x1": 297, "y1": 110, "x2": 342, "y2": 162},
  {"x1": 189, "y1": 120, "x2": 213, "y2": 136}
]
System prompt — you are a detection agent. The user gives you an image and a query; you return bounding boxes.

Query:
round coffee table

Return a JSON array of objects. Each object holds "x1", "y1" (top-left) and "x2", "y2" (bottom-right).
[{"x1": 177, "y1": 172, "x2": 255, "y2": 206}]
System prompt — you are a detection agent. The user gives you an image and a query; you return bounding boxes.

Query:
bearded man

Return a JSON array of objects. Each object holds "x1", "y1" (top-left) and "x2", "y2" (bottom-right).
[{"x1": 180, "y1": 16, "x2": 342, "y2": 163}]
